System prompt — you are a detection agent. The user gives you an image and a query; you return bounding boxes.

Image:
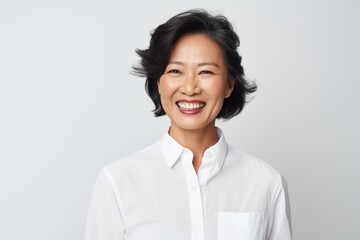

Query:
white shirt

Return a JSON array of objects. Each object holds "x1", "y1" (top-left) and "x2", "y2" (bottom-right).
[{"x1": 85, "y1": 128, "x2": 292, "y2": 240}]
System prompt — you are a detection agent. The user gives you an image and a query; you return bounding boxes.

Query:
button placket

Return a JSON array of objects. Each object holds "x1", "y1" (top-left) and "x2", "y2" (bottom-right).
[
  {"x1": 198, "y1": 150, "x2": 215, "y2": 187},
  {"x1": 181, "y1": 149, "x2": 205, "y2": 240}
]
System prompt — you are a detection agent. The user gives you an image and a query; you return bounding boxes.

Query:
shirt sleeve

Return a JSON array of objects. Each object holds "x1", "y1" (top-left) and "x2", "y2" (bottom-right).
[
  {"x1": 266, "y1": 175, "x2": 293, "y2": 240},
  {"x1": 85, "y1": 168, "x2": 125, "y2": 240}
]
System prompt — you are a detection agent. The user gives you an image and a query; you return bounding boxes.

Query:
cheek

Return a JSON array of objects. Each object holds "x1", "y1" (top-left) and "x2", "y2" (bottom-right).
[
  {"x1": 159, "y1": 77, "x2": 177, "y2": 97},
  {"x1": 201, "y1": 79, "x2": 229, "y2": 99}
]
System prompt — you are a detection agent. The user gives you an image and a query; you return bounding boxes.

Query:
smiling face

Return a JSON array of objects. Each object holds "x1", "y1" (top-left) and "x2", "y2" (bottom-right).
[{"x1": 158, "y1": 34, "x2": 234, "y2": 134}]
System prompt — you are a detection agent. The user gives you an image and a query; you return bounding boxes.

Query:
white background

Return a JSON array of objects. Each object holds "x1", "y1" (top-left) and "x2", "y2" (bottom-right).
[{"x1": 1, "y1": 0, "x2": 359, "y2": 239}]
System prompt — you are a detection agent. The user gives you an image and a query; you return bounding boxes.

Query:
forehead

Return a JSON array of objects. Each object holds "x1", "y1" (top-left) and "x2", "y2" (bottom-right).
[{"x1": 169, "y1": 34, "x2": 224, "y2": 64}]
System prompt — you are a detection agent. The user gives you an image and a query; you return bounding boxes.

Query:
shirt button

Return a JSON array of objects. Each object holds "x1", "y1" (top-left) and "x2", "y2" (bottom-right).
[
  {"x1": 192, "y1": 186, "x2": 197, "y2": 192},
  {"x1": 205, "y1": 152, "x2": 213, "y2": 158}
]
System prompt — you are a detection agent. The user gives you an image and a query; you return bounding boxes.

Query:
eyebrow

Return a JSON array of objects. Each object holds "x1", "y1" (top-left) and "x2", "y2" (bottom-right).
[{"x1": 168, "y1": 61, "x2": 221, "y2": 69}]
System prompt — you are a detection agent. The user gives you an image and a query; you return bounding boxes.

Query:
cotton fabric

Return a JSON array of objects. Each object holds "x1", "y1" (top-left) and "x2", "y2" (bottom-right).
[{"x1": 85, "y1": 128, "x2": 292, "y2": 240}]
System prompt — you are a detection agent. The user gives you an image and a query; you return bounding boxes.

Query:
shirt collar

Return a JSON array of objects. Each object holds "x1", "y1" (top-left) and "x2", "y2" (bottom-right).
[
  {"x1": 160, "y1": 127, "x2": 228, "y2": 170},
  {"x1": 160, "y1": 129, "x2": 185, "y2": 168}
]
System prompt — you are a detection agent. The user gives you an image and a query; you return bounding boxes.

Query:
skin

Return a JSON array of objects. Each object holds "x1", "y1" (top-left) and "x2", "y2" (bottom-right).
[{"x1": 158, "y1": 33, "x2": 234, "y2": 173}]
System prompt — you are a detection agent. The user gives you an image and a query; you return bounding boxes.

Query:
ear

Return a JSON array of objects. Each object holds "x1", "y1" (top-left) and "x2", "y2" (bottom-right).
[
  {"x1": 225, "y1": 79, "x2": 235, "y2": 98},
  {"x1": 157, "y1": 79, "x2": 161, "y2": 95}
]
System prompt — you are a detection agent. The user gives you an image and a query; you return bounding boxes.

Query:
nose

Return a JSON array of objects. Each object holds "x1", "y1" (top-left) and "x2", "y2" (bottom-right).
[{"x1": 179, "y1": 73, "x2": 201, "y2": 96}]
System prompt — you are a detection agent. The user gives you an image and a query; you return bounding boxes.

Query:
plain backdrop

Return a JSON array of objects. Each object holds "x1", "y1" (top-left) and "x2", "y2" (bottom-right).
[{"x1": 1, "y1": 0, "x2": 359, "y2": 239}]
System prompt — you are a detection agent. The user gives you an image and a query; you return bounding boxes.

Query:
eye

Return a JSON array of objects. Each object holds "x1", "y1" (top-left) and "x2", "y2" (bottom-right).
[
  {"x1": 167, "y1": 69, "x2": 181, "y2": 74},
  {"x1": 199, "y1": 70, "x2": 213, "y2": 75}
]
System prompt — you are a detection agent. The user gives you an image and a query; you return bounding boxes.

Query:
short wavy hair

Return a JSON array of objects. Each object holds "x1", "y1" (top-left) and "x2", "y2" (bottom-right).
[{"x1": 133, "y1": 9, "x2": 257, "y2": 119}]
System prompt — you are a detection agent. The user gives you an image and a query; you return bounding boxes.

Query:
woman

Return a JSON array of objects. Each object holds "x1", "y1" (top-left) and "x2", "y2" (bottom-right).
[{"x1": 85, "y1": 9, "x2": 292, "y2": 240}]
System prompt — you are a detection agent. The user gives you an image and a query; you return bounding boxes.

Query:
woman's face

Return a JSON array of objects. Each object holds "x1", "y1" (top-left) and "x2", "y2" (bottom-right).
[{"x1": 158, "y1": 34, "x2": 234, "y2": 133}]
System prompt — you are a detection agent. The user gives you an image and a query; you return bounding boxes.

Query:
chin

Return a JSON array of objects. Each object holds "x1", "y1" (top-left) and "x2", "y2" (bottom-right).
[{"x1": 173, "y1": 120, "x2": 214, "y2": 132}]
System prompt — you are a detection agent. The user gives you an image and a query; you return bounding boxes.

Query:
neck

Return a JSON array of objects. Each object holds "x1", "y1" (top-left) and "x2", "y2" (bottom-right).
[{"x1": 169, "y1": 123, "x2": 219, "y2": 173}]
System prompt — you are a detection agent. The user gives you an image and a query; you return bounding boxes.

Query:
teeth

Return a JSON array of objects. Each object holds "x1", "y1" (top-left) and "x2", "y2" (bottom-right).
[{"x1": 177, "y1": 102, "x2": 205, "y2": 110}]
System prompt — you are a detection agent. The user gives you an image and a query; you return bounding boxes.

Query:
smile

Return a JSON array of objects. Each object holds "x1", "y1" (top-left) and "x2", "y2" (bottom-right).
[{"x1": 176, "y1": 101, "x2": 205, "y2": 110}]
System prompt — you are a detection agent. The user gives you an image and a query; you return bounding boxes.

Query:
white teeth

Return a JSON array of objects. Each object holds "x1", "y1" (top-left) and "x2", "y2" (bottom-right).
[{"x1": 177, "y1": 102, "x2": 205, "y2": 110}]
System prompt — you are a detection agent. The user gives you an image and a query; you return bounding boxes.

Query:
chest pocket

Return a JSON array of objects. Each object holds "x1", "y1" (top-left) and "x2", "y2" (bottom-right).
[{"x1": 217, "y1": 211, "x2": 265, "y2": 240}]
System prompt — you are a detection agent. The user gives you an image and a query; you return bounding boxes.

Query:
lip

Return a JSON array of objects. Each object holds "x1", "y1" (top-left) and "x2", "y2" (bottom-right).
[{"x1": 176, "y1": 100, "x2": 205, "y2": 115}]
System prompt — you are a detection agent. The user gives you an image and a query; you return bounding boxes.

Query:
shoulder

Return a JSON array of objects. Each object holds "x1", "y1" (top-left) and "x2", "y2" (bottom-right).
[
  {"x1": 104, "y1": 142, "x2": 161, "y2": 172},
  {"x1": 225, "y1": 144, "x2": 283, "y2": 185},
  {"x1": 99, "y1": 142, "x2": 166, "y2": 182}
]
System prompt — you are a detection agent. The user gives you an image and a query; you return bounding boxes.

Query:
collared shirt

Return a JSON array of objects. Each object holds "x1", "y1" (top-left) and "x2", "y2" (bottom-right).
[{"x1": 85, "y1": 128, "x2": 292, "y2": 240}]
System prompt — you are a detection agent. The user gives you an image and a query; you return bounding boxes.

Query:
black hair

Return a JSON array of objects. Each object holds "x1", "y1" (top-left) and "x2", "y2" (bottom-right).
[{"x1": 133, "y1": 9, "x2": 257, "y2": 119}]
